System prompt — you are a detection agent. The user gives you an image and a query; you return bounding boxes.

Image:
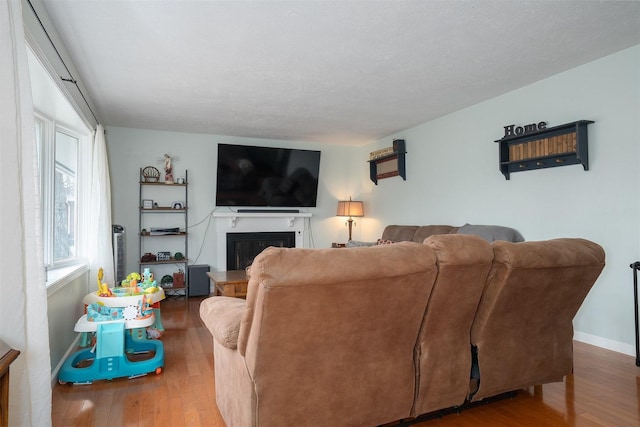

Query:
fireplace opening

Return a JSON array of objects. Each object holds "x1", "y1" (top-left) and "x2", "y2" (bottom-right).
[{"x1": 226, "y1": 232, "x2": 296, "y2": 270}]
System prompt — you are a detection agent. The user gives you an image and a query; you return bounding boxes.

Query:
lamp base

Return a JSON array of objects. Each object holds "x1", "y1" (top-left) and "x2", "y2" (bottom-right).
[{"x1": 347, "y1": 218, "x2": 354, "y2": 241}]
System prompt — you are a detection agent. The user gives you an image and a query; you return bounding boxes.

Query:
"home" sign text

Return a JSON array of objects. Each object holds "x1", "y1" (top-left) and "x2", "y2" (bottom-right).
[{"x1": 503, "y1": 121, "x2": 547, "y2": 138}]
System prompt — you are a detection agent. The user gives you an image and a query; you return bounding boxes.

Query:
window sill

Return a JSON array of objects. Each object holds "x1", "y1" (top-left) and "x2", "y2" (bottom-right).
[{"x1": 46, "y1": 263, "x2": 89, "y2": 296}]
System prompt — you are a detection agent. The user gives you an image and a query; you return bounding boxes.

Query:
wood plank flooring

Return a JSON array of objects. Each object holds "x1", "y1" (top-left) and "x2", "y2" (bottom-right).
[{"x1": 52, "y1": 296, "x2": 640, "y2": 426}]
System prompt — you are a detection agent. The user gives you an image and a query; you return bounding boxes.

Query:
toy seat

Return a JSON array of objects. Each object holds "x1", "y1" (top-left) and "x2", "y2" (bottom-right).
[{"x1": 83, "y1": 287, "x2": 166, "y2": 331}]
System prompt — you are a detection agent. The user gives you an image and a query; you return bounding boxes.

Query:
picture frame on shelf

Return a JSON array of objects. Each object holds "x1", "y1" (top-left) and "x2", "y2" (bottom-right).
[{"x1": 142, "y1": 199, "x2": 153, "y2": 209}]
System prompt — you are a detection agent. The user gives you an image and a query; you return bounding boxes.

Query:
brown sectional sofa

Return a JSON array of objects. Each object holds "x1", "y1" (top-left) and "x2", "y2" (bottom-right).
[{"x1": 199, "y1": 225, "x2": 605, "y2": 427}]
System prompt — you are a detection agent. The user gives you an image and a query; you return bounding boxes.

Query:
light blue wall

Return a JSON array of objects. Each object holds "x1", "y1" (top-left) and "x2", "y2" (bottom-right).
[
  {"x1": 107, "y1": 45, "x2": 639, "y2": 354},
  {"x1": 47, "y1": 270, "x2": 89, "y2": 374},
  {"x1": 362, "y1": 45, "x2": 640, "y2": 353}
]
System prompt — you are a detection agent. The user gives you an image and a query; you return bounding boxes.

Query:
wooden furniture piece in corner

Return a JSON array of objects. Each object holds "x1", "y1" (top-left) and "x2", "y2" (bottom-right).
[
  {"x1": 495, "y1": 120, "x2": 594, "y2": 180},
  {"x1": 368, "y1": 139, "x2": 406, "y2": 185},
  {"x1": 207, "y1": 270, "x2": 249, "y2": 298},
  {"x1": 0, "y1": 340, "x2": 20, "y2": 427}
]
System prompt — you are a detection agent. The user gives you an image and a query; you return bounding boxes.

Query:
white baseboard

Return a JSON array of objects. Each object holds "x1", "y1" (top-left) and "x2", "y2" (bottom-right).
[
  {"x1": 50, "y1": 333, "x2": 82, "y2": 387},
  {"x1": 574, "y1": 331, "x2": 635, "y2": 356}
]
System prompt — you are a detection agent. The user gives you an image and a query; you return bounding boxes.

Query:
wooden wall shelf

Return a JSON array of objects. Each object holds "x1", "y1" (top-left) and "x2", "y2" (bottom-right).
[
  {"x1": 368, "y1": 139, "x2": 406, "y2": 185},
  {"x1": 495, "y1": 120, "x2": 594, "y2": 180}
]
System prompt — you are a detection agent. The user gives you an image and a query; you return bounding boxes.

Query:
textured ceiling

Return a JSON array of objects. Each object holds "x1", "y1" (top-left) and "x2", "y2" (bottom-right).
[{"x1": 39, "y1": 0, "x2": 640, "y2": 145}]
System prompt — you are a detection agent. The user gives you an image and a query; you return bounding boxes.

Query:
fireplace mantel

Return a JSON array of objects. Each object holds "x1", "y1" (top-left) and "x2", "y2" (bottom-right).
[{"x1": 213, "y1": 211, "x2": 312, "y2": 270}]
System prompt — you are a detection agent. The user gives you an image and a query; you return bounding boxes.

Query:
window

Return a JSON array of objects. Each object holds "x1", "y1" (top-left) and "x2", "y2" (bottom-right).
[
  {"x1": 28, "y1": 46, "x2": 92, "y2": 283},
  {"x1": 53, "y1": 130, "x2": 78, "y2": 261},
  {"x1": 35, "y1": 115, "x2": 89, "y2": 273}
]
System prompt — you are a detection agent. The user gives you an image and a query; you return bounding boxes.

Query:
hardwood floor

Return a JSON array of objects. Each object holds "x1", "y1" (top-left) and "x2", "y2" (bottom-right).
[{"x1": 52, "y1": 296, "x2": 640, "y2": 426}]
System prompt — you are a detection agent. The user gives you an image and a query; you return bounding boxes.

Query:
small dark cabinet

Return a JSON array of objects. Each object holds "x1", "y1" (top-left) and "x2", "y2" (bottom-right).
[
  {"x1": 495, "y1": 120, "x2": 594, "y2": 180},
  {"x1": 188, "y1": 264, "x2": 210, "y2": 297}
]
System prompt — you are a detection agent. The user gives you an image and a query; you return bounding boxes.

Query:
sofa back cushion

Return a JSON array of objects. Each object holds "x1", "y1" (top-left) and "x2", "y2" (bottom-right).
[
  {"x1": 456, "y1": 223, "x2": 524, "y2": 242},
  {"x1": 382, "y1": 225, "x2": 457, "y2": 242},
  {"x1": 470, "y1": 238, "x2": 605, "y2": 401},
  {"x1": 238, "y1": 242, "x2": 439, "y2": 427},
  {"x1": 412, "y1": 234, "x2": 493, "y2": 415}
]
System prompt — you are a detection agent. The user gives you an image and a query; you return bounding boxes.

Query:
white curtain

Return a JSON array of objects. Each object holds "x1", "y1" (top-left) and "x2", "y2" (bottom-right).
[
  {"x1": 0, "y1": 0, "x2": 52, "y2": 425},
  {"x1": 89, "y1": 125, "x2": 115, "y2": 286}
]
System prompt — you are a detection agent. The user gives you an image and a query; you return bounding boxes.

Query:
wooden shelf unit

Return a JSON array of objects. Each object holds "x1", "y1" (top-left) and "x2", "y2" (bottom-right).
[
  {"x1": 368, "y1": 139, "x2": 406, "y2": 185},
  {"x1": 495, "y1": 120, "x2": 593, "y2": 180},
  {"x1": 138, "y1": 169, "x2": 189, "y2": 296}
]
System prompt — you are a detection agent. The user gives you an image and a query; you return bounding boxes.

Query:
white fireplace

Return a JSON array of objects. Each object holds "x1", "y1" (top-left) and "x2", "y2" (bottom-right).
[{"x1": 213, "y1": 211, "x2": 311, "y2": 271}]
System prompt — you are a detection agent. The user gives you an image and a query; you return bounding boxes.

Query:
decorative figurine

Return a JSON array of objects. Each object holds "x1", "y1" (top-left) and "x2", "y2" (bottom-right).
[{"x1": 164, "y1": 154, "x2": 174, "y2": 184}]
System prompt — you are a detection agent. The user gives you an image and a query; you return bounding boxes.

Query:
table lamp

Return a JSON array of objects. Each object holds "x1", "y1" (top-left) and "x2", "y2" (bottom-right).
[{"x1": 336, "y1": 197, "x2": 364, "y2": 241}]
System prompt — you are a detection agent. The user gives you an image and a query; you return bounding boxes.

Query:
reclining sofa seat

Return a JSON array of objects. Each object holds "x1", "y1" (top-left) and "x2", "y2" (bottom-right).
[
  {"x1": 469, "y1": 238, "x2": 606, "y2": 402},
  {"x1": 411, "y1": 234, "x2": 494, "y2": 416},
  {"x1": 200, "y1": 242, "x2": 440, "y2": 427}
]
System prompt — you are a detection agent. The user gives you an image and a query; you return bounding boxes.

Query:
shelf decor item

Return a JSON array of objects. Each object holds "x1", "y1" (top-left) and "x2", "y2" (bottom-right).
[
  {"x1": 141, "y1": 253, "x2": 157, "y2": 262},
  {"x1": 173, "y1": 270, "x2": 185, "y2": 288},
  {"x1": 160, "y1": 275, "x2": 173, "y2": 288},
  {"x1": 164, "y1": 154, "x2": 174, "y2": 184},
  {"x1": 142, "y1": 199, "x2": 153, "y2": 209},
  {"x1": 141, "y1": 166, "x2": 160, "y2": 183}
]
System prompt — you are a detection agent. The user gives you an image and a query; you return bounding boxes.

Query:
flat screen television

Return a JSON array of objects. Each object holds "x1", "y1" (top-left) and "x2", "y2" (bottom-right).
[{"x1": 215, "y1": 143, "x2": 321, "y2": 207}]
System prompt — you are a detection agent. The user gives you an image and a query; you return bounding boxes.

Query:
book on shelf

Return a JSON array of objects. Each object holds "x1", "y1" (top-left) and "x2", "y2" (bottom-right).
[{"x1": 369, "y1": 146, "x2": 394, "y2": 160}]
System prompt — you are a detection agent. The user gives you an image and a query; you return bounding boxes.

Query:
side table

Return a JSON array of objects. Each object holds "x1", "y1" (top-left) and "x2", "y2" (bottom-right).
[
  {"x1": 207, "y1": 270, "x2": 249, "y2": 298},
  {"x1": 0, "y1": 340, "x2": 20, "y2": 427}
]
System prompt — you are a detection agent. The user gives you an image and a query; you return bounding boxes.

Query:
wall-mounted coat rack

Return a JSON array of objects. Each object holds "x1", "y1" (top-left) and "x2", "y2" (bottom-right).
[{"x1": 495, "y1": 120, "x2": 593, "y2": 180}]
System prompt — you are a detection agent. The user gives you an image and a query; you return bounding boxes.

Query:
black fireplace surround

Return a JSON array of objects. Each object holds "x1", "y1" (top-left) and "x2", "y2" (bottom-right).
[{"x1": 226, "y1": 232, "x2": 295, "y2": 270}]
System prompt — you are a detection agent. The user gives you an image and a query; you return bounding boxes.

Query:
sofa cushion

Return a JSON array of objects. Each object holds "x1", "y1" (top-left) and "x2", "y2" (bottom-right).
[
  {"x1": 381, "y1": 225, "x2": 419, "y2": 242},
  {"x1": 456, "y1": 223, "x2": 524, "y2": 242},
  {"x1": 199, "y1": 297, "x2": 245, "y2": 349},
  {"x1": 413, "y1": 225, "x2": 459, "y2": 242},
  {"x1": 382, "y1": 225, "x2": 457, "y2": 243}
]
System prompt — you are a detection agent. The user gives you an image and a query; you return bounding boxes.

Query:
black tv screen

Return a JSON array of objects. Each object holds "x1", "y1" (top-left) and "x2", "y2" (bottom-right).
[{"x1": 216, "y1": 143, "x2": 321, "y2": 207}]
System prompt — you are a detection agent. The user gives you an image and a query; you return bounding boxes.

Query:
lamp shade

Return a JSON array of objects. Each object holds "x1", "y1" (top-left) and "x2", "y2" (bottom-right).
[{"x1": 336, "y1": 199, "x2": 364, "y2": 217}]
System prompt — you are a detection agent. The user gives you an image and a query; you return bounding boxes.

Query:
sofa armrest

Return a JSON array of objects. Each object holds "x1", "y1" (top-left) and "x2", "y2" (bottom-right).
[{"x1": 199, "y1": 297, "x2": 245, "y2": 349}]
